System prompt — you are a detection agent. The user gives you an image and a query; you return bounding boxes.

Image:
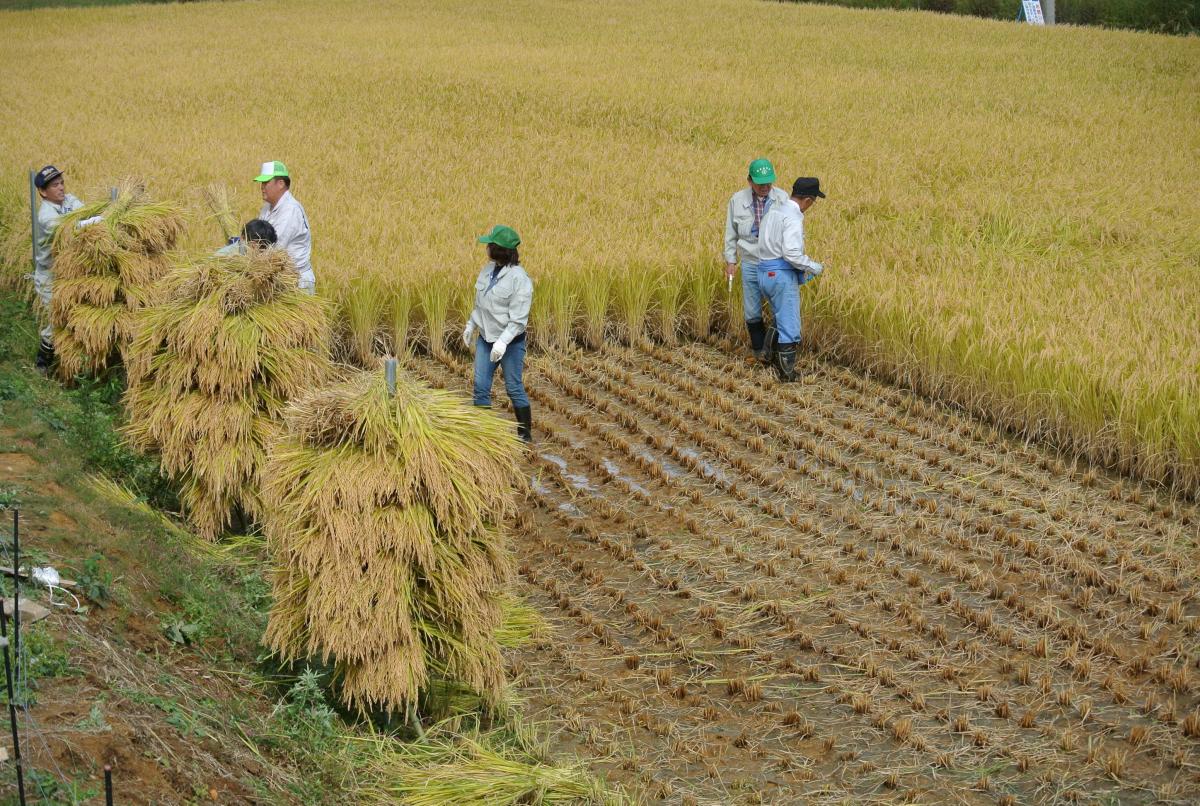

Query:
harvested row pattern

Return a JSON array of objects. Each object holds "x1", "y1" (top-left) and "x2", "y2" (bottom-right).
[{"x1": 407, "y1": 344, "x2": 1200, "y2": 804}]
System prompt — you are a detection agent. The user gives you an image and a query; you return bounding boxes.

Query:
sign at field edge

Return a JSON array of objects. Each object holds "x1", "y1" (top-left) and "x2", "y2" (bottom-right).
[{"x1": 1021, "y1": 0, "x2": 1045, "y2": 24}]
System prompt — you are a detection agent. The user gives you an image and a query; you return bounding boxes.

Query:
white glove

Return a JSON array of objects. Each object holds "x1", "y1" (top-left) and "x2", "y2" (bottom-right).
[
  {"x1": 75, "y1": 215, "x2": 103, "y2": 229},
  {"x1": 462, "y1": 324, "x2": 475, "y2": 349},
  {"x1": 489, "y1": 341, "x2": 507, "y2": 362}
]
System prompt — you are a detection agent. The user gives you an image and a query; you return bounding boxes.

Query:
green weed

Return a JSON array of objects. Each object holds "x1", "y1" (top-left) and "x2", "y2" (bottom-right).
[
  {"x1": 73, "y1": 553, "x2": 113, "y2": 607},
  {"x1": 0, "y1": 486, "x2": 18, "y2": 509},
  {"x1": 22, "y1": 769, "x2": 99, "y2": 806},
  {"x1": 1, "y1": 625, "x2": 78, "y2": 706}
]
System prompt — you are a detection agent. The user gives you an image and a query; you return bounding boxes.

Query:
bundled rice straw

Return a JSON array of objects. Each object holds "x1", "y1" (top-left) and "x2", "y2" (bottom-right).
[
  {"x1": 200, "y1": 183, "x2": 240, "y2": 243},
  {"x1": 123, "y1": 247, "x2": 332, "y2": 539},
  {"x1": 262, "y1": 369, "x2": 523, "y2": 715},
  {"x1": 49, "y1": 182, "x2": 184, "y2": 379}
]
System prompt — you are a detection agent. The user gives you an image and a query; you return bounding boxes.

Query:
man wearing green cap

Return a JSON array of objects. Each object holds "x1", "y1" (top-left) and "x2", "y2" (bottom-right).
[
  {"x1": 463, "y1": 225, "x2": 535, "y2": 443},
  {"x1": 724, "y1": 158, "x2": 790, "y2": 364},
  {"x1": 255, "y1": 160, "x2": 314, "y2": 293}
]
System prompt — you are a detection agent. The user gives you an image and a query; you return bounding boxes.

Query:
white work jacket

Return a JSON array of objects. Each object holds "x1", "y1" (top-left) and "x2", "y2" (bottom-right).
[
  {"x1": 723, "y1": 186, "x2": 789, "y2": 264},
  {"x1": 258, "y1": 191, "x2": 312, "y2": 276},
  {"x1": 35, "y1": 195, "x2": 85, "y2": 274},
  {"x1": 755, "y1": 198, "x2": 824, "y2": 279},
  {"x1": 468, "y1": 262, "x2": 533, "y2": 347}
]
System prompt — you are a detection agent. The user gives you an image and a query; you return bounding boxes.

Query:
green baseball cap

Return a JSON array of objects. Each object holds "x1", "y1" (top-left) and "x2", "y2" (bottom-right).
[
  {"x1": 477, "y1": 224, "x2": 521, "y2": 249},
  {"x1": 748, "y1": 158, "x2": 776, "y2": 185},
  {"x1": 254, "y1": 160, "x2": 289, "y2": 182}
]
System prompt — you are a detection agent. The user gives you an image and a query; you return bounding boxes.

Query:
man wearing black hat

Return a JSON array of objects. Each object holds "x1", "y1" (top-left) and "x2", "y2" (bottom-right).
[
  {"x1": 753, "y1": 177, "x2": 826, "y2": 382},
  {"x1": 32, "y1": 165, "x2": 93, "y2": 371}
]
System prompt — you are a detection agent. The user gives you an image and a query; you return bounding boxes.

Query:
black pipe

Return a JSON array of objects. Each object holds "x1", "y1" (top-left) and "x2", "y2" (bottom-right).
[
  {"x1": 10, "y1": 509, "x2": 20, "y2": 676},
  {"x1": 104, "y1": 764, "x2": 113, "y2": 805},
  {"x1": 2, "y1": 510, "x2": 25, "y2": 805}
]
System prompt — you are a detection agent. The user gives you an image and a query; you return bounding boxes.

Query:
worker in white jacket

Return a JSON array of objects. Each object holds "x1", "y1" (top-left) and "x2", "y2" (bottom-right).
[
  {"x1": 754, "y1": 177, "x2": 826, "y2": 382},
  {"x1": 724, "y1": 158, "x2": 790, "y2": 364},
  {"x1": 32, "y1": 165, "x2": 97, "y2": 371},
  {"x1": 254, "y1": 161, "x2": 314, "y2": 293},
  {"x1": 462, "y1": 225, "x2": 535, "y2": 443}
]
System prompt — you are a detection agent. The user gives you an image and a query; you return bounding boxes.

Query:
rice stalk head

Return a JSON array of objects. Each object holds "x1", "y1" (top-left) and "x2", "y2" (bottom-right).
[
  {"x1": 388, "y1": 282, "x2": 415, "y2": 357},
  {"x1": 687, "y1": 260, "x2": 719, "y2": 339},
  {"x1": 580, "y1": 271, "x2": 611, "y2": 350},
  {"x1": 340, "y1": 274, "x2": 388, "y2": 367},
  {"x1": 417, "y1": 275, "x2": 453, "y2": 358}
]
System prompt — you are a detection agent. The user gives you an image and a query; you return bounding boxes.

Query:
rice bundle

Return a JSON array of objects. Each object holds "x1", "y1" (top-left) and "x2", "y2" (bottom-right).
[
  {"x1": 49, "y1": 184, "x2": 185, "y2": 380},
  {"x1": 123, "y1": 248, "x2": 332, "y2": 539},
  {"x1": 262, "y1": 369, "x2": 523, "y2": 715}
]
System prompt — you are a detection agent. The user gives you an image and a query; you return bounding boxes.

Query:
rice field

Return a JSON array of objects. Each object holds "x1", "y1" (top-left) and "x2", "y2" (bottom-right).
[
  {"x1": 414, "y1": 340, "x2": 1200, "y2": 803},
  {"x1": 0, "y1": 0, "x2": 1197, "y2": 498},
  {"x1": 1, "y1": 3, "x2": 1198, "y2": 798}
]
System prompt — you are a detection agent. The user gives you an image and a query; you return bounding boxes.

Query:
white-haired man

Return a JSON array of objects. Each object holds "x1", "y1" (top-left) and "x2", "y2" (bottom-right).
[{"x1": 255, "y1": 161, "x2": 314, "y2": 293}]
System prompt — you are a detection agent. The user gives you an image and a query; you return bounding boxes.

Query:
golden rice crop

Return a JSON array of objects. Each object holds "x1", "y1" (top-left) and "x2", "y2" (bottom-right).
[
  {"x1": 262, "y1": 369, "x2": 524, "y2": 716},
  {"x1": 47, "y1": 183, "x2": 183, "y2": 379},
  {"x1": 122, "y1": 247, "x2": 333, "y2": 539},
  {"x1": 0, "y1": 0, "x2": 1196, "y2": 494}
]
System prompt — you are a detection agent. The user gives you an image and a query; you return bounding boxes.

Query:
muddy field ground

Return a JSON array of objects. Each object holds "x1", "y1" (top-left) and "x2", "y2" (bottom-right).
[{"x1": 413, "y1": 339, "x2": 1200, "y2": 804}]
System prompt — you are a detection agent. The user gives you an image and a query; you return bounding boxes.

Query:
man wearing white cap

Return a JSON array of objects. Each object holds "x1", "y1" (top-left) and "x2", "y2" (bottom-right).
[{"x1": 255, "y1": 160, "x2": 314, "y2": 293}]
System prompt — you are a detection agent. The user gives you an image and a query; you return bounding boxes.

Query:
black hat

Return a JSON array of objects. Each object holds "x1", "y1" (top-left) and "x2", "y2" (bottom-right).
[
  {"x1": 791, "y1": 177, "x2": 825, "y2": 199},
  {"x1": 34, "y1": 165, "x2": 63, "y2": 190}
]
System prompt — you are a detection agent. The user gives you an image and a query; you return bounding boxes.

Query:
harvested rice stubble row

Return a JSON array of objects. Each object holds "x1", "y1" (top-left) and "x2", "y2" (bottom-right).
[
  {"x1": 561, "y1": 351, "x2": 1193, "y2": 670},
  {"x1": 620, "y1": 346, "x2": 1195, "y2": 613},
  {"x1": 412, "y1": 357, "x2": 1060, "y2": 786},
  {"x1": 530, "y1": 352, "x2": 1195, "y2": 748}
]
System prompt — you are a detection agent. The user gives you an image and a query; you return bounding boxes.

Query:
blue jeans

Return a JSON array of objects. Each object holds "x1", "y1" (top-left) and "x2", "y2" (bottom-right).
[
  {"x1": 473, "y1": 335, "x2": 529, "y2": 408},
  {"x1": 741, "y1": 259, "x2": 767, "y2": 323},
  {"x1": 758, "y1": 261, "x2": 802, "y2": 344}
]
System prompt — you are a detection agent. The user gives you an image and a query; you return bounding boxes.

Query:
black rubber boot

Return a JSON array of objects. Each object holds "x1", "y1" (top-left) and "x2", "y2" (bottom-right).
[
  {"x1": 774, "y1": 343, "x2": 798, "y2": 382},
  {"x1": 35, "y1": 340, "x2": 54, "y2": 373},
  {"x1": 759, "y1": 325, "x2": 777, "y2": 366},
  {"x1": 514, "y1": 405, "x2": 533, "y2": 444},
  {"x1": 746, "y1": 319, "x2": 767, "y2": 363}
]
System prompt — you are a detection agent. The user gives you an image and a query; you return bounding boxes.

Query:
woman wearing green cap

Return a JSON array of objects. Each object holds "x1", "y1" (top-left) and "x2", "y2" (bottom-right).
[{"x1": 462, "y1": 225, "x2": 535, "y2": 443}]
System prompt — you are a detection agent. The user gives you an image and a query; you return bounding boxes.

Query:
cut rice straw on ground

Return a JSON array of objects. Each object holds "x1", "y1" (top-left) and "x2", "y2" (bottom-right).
[{"x1": 358, "y1": 726, "x2": 631, "y2": 805}]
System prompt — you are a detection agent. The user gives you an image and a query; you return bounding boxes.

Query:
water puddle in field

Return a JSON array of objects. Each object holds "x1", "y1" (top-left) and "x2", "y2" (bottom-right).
[
  {"x1": 678, "y1": 447, "x2": 731, "y2": 485},
  {"x1": 531, "y1": 477, "x2": 552, "y2": 496},
  {"x1": 601, "y1": 457, "x2": 653, "y2": 498},
  {"x1": 557, "y1": 501, "x2": 584, "y2": 517},
  {"x1": 632, "y1": 447, "x2": 686, "y2": 480},
  {"x1": 539, "y1": 453, "x2": 597, "y2": 492}
]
